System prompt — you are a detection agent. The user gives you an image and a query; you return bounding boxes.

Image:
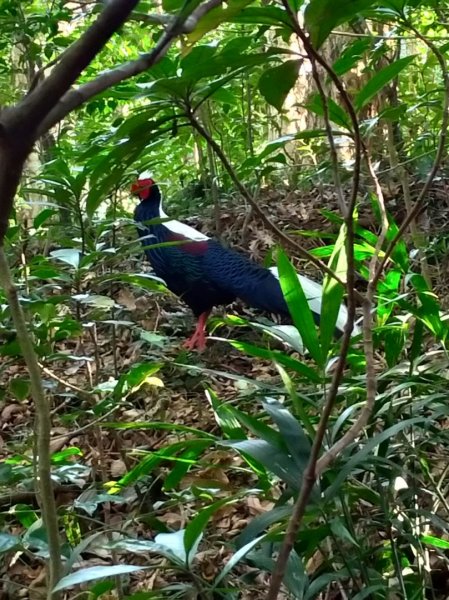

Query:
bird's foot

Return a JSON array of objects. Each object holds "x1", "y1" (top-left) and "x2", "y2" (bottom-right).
[{"x1": 183, "y1": 330, "x2": 207, "y2": 352}]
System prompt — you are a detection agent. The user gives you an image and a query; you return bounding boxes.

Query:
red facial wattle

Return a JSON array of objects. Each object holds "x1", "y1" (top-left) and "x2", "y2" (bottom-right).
[{"x1": 130, "y1": 178, "x2": 154, "y2": 200}]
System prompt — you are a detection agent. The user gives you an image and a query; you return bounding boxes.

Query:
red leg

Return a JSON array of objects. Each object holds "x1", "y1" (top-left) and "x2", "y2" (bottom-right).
[{"x1": 183, "y1": 311, "x2": 210, "y2": 351}]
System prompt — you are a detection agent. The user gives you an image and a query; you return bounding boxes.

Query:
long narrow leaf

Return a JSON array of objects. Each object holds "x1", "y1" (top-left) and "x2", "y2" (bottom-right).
[
  {"x1": 277, "y1": 249, "x2": 322, "y2": 365},
  {"x1": 320, "y1": 224, "x2": 347, "y2": 355}
]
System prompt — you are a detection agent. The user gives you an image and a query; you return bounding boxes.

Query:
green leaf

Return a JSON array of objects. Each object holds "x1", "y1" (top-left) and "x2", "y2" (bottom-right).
[
  {"x1": 213, "y1": 535, "x2": 267, "y2": 586},
  {"x1": 306, "y1": 94, "x2": 352, "y2": 130},
  {"x1": 114, "y1": 363, "x2": 163, "y2": 401},
  {"x1": 50, "y1": 248, "x2": 81, "y2": 269},
  {"x1": 263, "y1": 399, "x2": 311, "y2": 473},
  {"x1": 305, "y1": 0, "x2": 378, "y2": 48},
  {"x1": 0, "y1": 533, "x2": 20, "y2": 554},
  {"x1": 33, "y1": 208, "x2": 57, "y2": 229},
  {"x1": 355, "y1": 55, "x2": 416, "y2": 111},
  {"x1": 421, "y1": 534, "x2": 449, "y2": 549},
  {"x1": 154, "y1": 530, "x2": 188, "y2": 564},
  {"x1": 230, "y1": 5, "x2": 295, "y2": 28},
  {"x1": 320, "y1": 225, "x2": 347, "y2": 355},
  {"x1": 163, "y1": 440, "x2": 212, "y2": 490},
  {"x1": 259, "y1": 60, "x2": 301, "y2": 111},
  {"x1": 9, "y1": 378, "x2": 30, "y2": 401},
  {"x1": 277, "y1": 249, "x2": 323, "y2": 365},
  {"x1": 224, "y1": 439, "x2": 301, "y2": 490},
  {"x1": 53, "y1": 565, "x2": 146, "y2": 592},
  {"x1": 183, "y1": 0, "x2": 254, "y2": 52},
  {"x1": 184, "y1": 497, "x2": 238, "y2": 565},
  {"x1": 229, "y1": 340, "x2": 321, "y2": 382},
  {"x1": 332, "y1": 37, "x2": 373, "y2": 76}
]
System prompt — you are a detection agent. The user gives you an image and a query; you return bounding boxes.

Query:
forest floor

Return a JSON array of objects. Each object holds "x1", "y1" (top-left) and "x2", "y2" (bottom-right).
[{"x1": 2, "y1": 181, "x2": 449, "y2": 599}]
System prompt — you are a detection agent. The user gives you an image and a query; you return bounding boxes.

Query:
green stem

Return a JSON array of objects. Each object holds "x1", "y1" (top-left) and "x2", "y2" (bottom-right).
[{"x1": 0, "y1": 247, "x2": 63, "y2": 599}]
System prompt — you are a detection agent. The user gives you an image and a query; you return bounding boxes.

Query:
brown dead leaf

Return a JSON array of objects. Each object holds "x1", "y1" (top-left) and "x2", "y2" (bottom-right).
[
  {"x1": 117, "y1": 288, "x2": 137, "y2": 311},
  {"x1": 110, "y1": 459, "x2": 127, "y2": 478}
]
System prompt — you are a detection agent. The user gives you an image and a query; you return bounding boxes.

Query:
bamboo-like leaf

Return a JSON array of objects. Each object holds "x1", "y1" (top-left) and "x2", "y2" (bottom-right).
[
  {"x1": 320, "y1": 224, "x2": 347, "y2": 355},
  {"x1": 355, "y1": 55, "x2": 416, "y2": 111},
  {"x1": 277, "y1": 249, "x2": 323, "y2": 365}
]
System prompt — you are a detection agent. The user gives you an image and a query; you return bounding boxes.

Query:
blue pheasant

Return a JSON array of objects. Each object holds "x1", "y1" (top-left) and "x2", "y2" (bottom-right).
[{"x1": 131, "y1": 176, "x2": 353, "y2": 350}]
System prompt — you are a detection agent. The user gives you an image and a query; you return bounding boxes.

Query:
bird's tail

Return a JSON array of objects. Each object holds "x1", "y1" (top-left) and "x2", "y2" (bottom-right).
[{"x1": 269, "y1": 267, "x2": 360, "y2": 336}]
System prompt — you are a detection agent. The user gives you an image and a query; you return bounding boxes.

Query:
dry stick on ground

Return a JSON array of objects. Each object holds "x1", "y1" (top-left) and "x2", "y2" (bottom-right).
[
  {"x1": 0, "y1": 1, "x2": 225, "y2": 596},
  {"x1": 265, "y1": 6, "x2": 364, "y2": 598}
]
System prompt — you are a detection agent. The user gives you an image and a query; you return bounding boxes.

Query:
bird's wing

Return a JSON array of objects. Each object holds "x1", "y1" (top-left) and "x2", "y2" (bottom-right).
[{"x1": 202, "y1": 242, "x2": 292, "y2": 317}]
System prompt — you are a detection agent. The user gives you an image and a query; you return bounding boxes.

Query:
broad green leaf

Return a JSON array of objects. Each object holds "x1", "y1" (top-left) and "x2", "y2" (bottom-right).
[
  {"x1": 263, "y1": 399, "x2": 311, "y2": 472},
  {"x1": 355, "y1": 55, "x2": 416, "y2": 111},
  {"x1": 154, "y1": 530, "x2": 188, "y2": 564},
  {"x1": 114, "y1": 363, "x2": 163, "y2": 401},
  {"x1": 224, "y1": 439, "x2": 301, "y2": 489},
  {"x1": 0, "y1": 533, "x2": 20, "y2": 554},
  {"x1": 421, "y1": 534, "x2": 449, "y2": 549},
  {"x1": 306, "y1": 94, "x2": 352, "y2": 130},
  {"x1": 184, "y1": 497, "x2": 239, "y2": 564},
  {"x1": 163, "y1": 440, "x2": 212, "y2": 490},
  {"x1": 183, "y1": 0, "x2": 254, "y2": 53},
  {"x1": 230, "y1": 5, "x2": 295, "y2": 28},
  {"x1": 305, "y1": 0, "x2": 378, "y2": 48},
  {"x1": 9, "y1": 378, "x2": 30, "y2": 401},
  {"x1": 259, "y1": 60, "x2": 301, "y2": 111},
  {"x1": 277, "y1": 249, "x2": 323, "y2": 365},
  {"x1": 53, "y1": 565, "x2": 145, "y2": 592},
  {"x1": 330, "y1": 518, "x2": 359, "y2": 546},
  {"x1": 236, "y1": 506, "x2": 293, "y2": 548},
  {"x1": 332, "y1": 38, "x2": 373, "y2": 76},
  {"x1": 50, "y1": 248, "x2": 81, "y2": 269},
  {"x1": 206, "y1": 389, "x2": 247, "y2": 439},
  {"x1": 33, "y1": 208, "x2": 57, "y2": 229}
]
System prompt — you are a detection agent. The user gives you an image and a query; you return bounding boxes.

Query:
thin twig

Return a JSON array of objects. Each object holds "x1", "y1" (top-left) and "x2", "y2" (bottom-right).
[
  {"x1": 266, "y1": 5, "x2": 364, "y2": 596},
  {"x1": 0, "y1": 248, "x2": 63, "y2": 597},
  {"x1": 373, "y1": 22, "x2": 449, "y2": 287},
  {"x1": 317, "y1": 152, "x2": 388, "y2": 473}
]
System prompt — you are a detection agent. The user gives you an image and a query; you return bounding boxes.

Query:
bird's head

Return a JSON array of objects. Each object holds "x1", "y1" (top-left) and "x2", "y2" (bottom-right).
[{"x1": 130, "y1": 176, "x2": 159, "y2": 202}]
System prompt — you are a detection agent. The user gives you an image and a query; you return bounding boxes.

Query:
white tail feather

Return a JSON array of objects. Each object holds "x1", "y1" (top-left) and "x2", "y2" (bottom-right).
[{"x1": 269, "y1": 267, "x2": 360, "y2": 335}]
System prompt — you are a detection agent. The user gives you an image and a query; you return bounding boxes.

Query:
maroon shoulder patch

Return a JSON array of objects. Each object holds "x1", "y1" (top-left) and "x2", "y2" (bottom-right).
[{"x1": 167, "y1": 232, "x2": 209, "y2": 255}]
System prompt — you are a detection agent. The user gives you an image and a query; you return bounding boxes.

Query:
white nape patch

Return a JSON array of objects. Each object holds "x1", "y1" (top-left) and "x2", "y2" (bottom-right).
[
  {"x1": 159, "y1": 205, "x2": 209, "y2": 241},
  {"x1": 269, "y1": 266, "x2": 360, "y2": 335},
  {"x1": 139, "y1": 170, "x2": 153, "y2": 179}
]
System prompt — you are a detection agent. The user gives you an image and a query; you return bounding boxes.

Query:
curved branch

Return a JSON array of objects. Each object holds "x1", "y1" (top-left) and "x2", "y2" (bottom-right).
[
  {"x1": 4, "y1": 0, "x2": 140, "y2": 135},
  {"x1": 37, "y1": 0, "x2": 224, "y2": 136}
]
